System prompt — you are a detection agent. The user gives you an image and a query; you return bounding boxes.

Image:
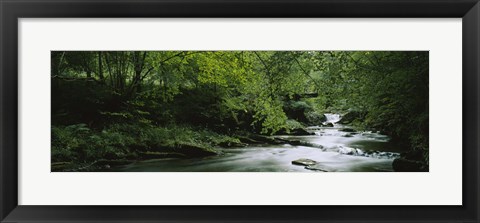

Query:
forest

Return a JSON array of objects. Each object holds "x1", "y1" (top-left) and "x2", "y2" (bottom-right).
[{"x1": 51, "y1": 51, "x2": 428, "y2": 172}]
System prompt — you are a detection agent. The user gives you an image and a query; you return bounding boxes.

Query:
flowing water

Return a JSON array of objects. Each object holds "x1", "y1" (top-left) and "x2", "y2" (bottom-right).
[
  {"x1": 114, "y1": 114, "x2": 405, "y2": 172},
  {"x1": 323, "y1": 113, "x2": 341, "y2": 124}
]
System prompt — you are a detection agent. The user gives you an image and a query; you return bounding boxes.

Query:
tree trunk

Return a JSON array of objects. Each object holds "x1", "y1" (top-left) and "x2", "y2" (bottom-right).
[{"x1": 98, "y1": 52, "x2": 104, "y2": 81}]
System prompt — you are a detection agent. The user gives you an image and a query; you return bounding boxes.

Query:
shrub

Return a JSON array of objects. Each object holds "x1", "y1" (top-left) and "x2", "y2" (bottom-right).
[{"x1": 285, "y1": 119, "x2": 305, "y2": 131}]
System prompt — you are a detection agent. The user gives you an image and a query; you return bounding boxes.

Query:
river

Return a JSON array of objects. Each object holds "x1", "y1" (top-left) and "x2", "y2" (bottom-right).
[{"x1": 113, "y1": 114, "x2": 405, "y2": 172}]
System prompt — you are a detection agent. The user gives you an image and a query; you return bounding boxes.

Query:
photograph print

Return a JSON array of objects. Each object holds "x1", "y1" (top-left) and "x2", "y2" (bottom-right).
[{"x1": 51, "y1": 51, "x2": 429, "y2": 172}]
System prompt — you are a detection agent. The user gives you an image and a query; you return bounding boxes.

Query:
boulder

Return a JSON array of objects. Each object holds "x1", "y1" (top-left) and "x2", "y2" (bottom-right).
[
  {"x1": 355, "y1": 149, "x2": 364, "y2": 156},
  {"x1": 237, "y1": 136, "x2": 262, "y2": 144},
  {"x1": 338, "y1": 146, "x2": 356, "y2": 155},
  {"x1": 283, "y1": 100, "x2": 312, "y2": 123},
  {"x1": 323, "y1": 122, "x2": 334, "y2": 127},
  {"x1": 290, "y1": 127, "x2": 315, "y2": 136},
  {"x1": 277, "y1": 138, "x2": 303, "y2": 146},
  {"x1": 175, "y1": 143, "x2": 218, "y2": 157},
  {"x1": 305, "y1": 112, "x2": 327, "y2": 126},
  {"x1": 305, "y1": 164, "x2": 333, "y2": 172},
  {"x1": 276, "y1": 127, "x2": 314, "y2": 136},
  {"x1": 338, "y1": 111, "x2": 366, "y2": 124},
  {"x1": 247, "y1": 134, "x2": 284, "y2": 145},
  {"x1": 292, "y1": 158, "x2": 317, "y2": 166}
]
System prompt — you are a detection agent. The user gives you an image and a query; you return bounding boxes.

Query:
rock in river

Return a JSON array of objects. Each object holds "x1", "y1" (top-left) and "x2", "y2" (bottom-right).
[
  {"x1": 305, "y1": 164, "x2": 333, "y2": 172},
  {"x1": 323, "y1": 122, "x2": 334, "y2": 127},
  {"x1": 292, "y1": 158, "x2": 317, "y2": 166},
  {"x1": 290, "y1": 127, "x2": 315, "y2": 136}
]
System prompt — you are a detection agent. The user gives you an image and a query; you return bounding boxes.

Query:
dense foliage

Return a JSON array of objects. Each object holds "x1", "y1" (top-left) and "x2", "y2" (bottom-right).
[{"x1": 51, "y1": 51, "x2": 428, "y2": 171}]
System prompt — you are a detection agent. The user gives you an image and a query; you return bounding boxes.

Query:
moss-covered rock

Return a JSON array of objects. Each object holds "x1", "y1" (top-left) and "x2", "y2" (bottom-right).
[
  {"x1": 338, "y1": 111, "x2": 366, "y2": 124},
  {"x1": 245, "y1": 134, "x2": 283, "y2": 144},
  {"x1": 292, "y1": 158, "x2": 317, "y2": 166},
  {"x1": 237, "y1": 136, "x2": 262, "y2": 144},
  {"x1": 276, "y1": 127, "x2": 314, "y2": 136},
  {"x1": 138, "y1": 151, "x2": 185, "y2": 159},
  {"x1": 174, "y1": 143, "x2": 218, "y2": 157},
  {"x1": 323, "y1": 122, "x2": 334, "y2": 127},
  {"x1": 283, "y1": 100, "x2": 312, "y2": 123},
  {"x1": 289, "y1": 128, "x2": 315, "y2": 135},
  {"x1": 305, "y1": 112, "x2": 327, "y2": 126}
]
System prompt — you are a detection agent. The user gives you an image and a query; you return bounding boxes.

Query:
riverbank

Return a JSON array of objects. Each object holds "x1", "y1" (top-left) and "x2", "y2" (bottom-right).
[
  {"x1": 52, "y1": 123, "x2": 310, "y2": 171},
  {"x1": 110, "y1": 124, "x2": 402, "y2": 172},
  {"x1": 52, "y1": 124, "x2": 235, "y2": 171},
  {"x1": 52, "y1": 120, "x2": 406, "y2": 172}
]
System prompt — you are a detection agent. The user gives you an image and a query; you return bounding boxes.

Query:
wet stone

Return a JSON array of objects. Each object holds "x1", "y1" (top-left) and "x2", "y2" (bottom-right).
[
  {"x1": 305, "y1": 164, "x2": 334, "y2": 172},
  {"x1": 292, "y1": 158, "x2": 317, "y2": 166},
  {"x1": 323, "y1": 122, "x2": 334, "y2": 127}
]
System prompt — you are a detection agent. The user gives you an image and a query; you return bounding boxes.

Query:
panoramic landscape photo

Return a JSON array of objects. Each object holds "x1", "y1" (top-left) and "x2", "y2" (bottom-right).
[{"x1": 51, "y1": 51, "x2": 428, "y2": 172}]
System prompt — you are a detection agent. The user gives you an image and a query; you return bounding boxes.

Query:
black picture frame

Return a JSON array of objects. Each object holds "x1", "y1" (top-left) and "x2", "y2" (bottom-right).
[{"x1": 1, "y1": 0, "x2": 479, "y2": 222}]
